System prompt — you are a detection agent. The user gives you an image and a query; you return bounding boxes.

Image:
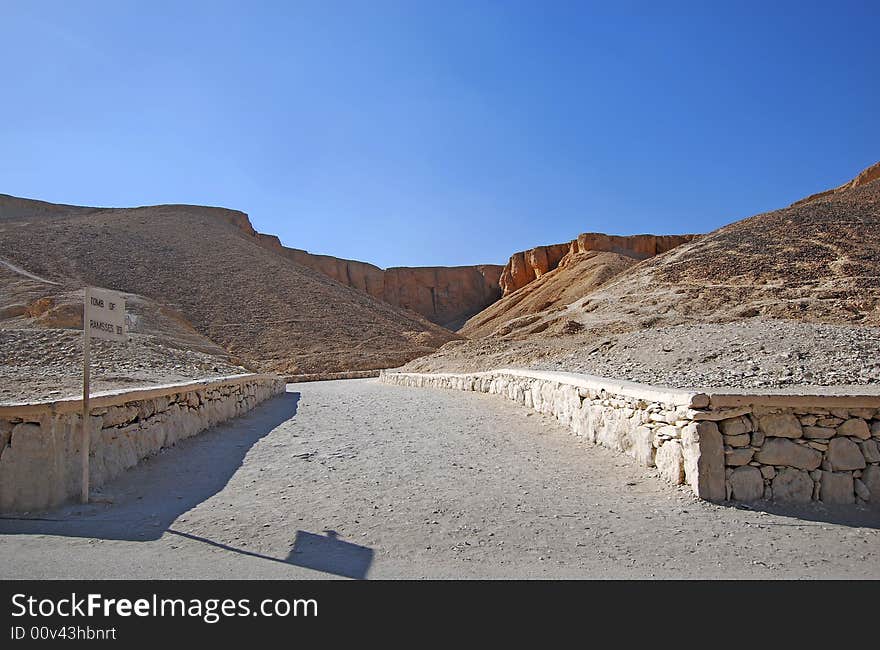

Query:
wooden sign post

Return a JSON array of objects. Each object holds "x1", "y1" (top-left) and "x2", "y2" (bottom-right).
[{"x1": 81, "y1": 287, "x2": 127, "y2": 504}]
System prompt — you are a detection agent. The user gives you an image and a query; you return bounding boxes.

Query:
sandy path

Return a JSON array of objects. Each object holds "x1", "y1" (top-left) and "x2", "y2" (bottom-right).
[
  {"x1": 0, "y1": 257, "x2": 59, "y2": 284},
  {"x1": 1, "y1": 379, "x2": 877, "y2": 579}
]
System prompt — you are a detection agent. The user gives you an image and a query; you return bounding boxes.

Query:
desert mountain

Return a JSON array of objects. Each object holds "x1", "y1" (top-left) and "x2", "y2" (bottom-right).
[
  {"x1": 498, "y1": 233, "x2": 697, "y2": 296},
  {"x1": 462, "y1": 233, "x2": 695, "y2": 338},
  {"x1": 0, "y1": 195, "x2": 458, "y2": 375},
  {"x1": 563, "y1": 160, "x2": 880, "y2": 334},
  {"x1": 404, "y1": 160, "x2": 880, "y2": 384},
  {"x1": 248, "y1": 232, "x2": 503, "y2": 329},
  {"x1": 461, "y1": 251, "x2": 637, "y2": 338}
]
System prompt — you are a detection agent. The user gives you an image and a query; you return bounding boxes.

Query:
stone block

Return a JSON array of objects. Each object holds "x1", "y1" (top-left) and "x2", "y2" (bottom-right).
[
  {"x1": 803, "y1": 426, "x2": 835, "y2": 439},
  {"x1": 827, "y1": 437, "x2": 866, "y2": 471},
  {"x1": 681, "y1": 421, "x2": 725, "y2": 501},
  {"x1": 729, "y1": 466, "x2": 763, "y2": 501},
  {"x1": 860, "y1": 466, "x2": 880, "y2": 503},
  {"x1": 755, "y1": 438, "x2": 822, "y2": 470},
  {"x1": 102, "y1": 405, "x2": 139, "y2": 428},
  {"x1": 723, "y1": 433, "x2": 750, "y2": 448},
  {"x1": 858, "y1": 439, "x2": 880, "y2": 463},
  {"x1": 854, "y1": 478, "x2": 870, "y2": 501},
  {"x1": 771, "y1": 468, "x2": 813, "y2": 503},
  {"x1": 820, "y1": 471, "x2": 854, "y2": 505},
  {"x1": 759, "y1": 413, "x2": 802, "y2": 438},
  {"x1": 837, "y1": 418, "x2": 870, "y2": 440},
  {"x1": 656, "y1": 440, "x2": 684, "y2": 485},
  {"x1": 719, "y1": 416, "x2": 751, "y2": 436},
  {"x1": 631, "y1": 426, "x2": 655, "y2": 467},
  {"x1": 725, "y1": 448, "x2": 754, "y2": 466}
]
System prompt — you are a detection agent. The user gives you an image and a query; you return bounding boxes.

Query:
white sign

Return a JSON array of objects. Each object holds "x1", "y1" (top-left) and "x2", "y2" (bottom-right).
[{"x1": 85, "y1": 287, "x2": 127, "y2": 341}]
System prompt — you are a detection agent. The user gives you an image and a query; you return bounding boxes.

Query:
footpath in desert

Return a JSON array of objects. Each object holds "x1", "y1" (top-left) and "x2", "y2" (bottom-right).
[{"x1": 1, "y1": 161, "x2": 878, "y2": 579}]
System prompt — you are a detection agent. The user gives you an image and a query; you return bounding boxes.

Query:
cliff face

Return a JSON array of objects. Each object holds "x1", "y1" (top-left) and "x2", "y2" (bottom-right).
[
  {"x1": 461, "y1": 250, "x2": 638, "y2": 338},
  {"x1": 499, "y1": 233, "x2": 698, "y2": 296},
  {"x1": 245, "y1": 229, "x2": 502, "y2": 329},
  {"x1": 382, "y1": 265, "x2": 503, "y2": 330}
]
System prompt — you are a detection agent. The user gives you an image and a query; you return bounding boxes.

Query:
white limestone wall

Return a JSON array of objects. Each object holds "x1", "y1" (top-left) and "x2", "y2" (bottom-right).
[{"x1": 0, "y1": 374, "x2": 286, "y2": 513}]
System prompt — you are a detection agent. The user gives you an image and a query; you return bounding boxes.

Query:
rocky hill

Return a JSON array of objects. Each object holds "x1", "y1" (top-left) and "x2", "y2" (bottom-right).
[
  {"x1": 498, "y1": 233, "x2": 696, "y2": 296},
  {"x1": 463, "y1": 232, "x2": 695, "y2": 338},
  {"x1": 248, "y1": 232, "x2": 502, "y2": 329},
  {"x1": 461, "y1": 251, "x2": 637, "y2": 338},
  {"x1": 0, "y1": 195, "x2": 458, "y2": 380},
  {"x1": 405, "y1": 160, "x2": 880, "y2": 389}
]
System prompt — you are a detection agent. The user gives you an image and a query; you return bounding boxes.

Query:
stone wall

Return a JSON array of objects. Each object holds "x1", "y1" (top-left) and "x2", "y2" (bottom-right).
[
  {"x1": 286, "y1": 369, "x2": 381, "y2": 383},
  {"x1": 380, "y1": 369, "x2": 880, "y2": 507},
  {"x1": 0, "y1": 374, "x2": 286, "y2": 513}
]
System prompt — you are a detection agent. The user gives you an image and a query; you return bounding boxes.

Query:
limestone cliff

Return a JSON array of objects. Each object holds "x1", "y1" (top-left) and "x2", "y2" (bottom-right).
[
  {"x1": 499, "y1": 233, "x2": 698, "y2": 296},
  {"x1": 381, "y1": 265, "x2": 503, "y2": 330},
  {"x1": 242, "y1": 228, "x2": 502, "y2": 329}
]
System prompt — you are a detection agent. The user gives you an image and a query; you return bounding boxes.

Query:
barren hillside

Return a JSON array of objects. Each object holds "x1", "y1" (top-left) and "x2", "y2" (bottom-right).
[
  {"x1": 460, "y1": 251, "x2": 637, "y2": 338},
  {"x1": 460, "y1": 233, "x2": 695, "y2": 339},
  {"x1": 256, "y1": 237, "x2": 503, "y2": 329},
  {"x1": 575, "y1": 163, "x2": 880, "y2": 331},
  {"x1": 0, "y1": 195, "x2": 458, "y2": 379},
  {"x1": 405, "y1": 161, "x2": 880, "y2": 389}
]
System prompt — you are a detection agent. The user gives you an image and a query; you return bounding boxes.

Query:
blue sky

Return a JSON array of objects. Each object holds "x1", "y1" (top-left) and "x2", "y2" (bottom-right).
[{"x1": 1, "y1": 1, "x2": 878, "y2": 267}]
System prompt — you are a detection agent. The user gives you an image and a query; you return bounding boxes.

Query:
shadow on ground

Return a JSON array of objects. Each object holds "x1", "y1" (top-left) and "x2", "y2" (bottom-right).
[
  {"x1": 0, "y1": 391, "x2": 300, "y2": 538},
  {"x1": 722, "y1": 500, "x2": 880, "y2": 529},
  {"x1": 0, "y1": 388, "x2": 375, "y2": 578},
  {"x1": 167, "y1": 528, "x2": 373, "y2": 580}
]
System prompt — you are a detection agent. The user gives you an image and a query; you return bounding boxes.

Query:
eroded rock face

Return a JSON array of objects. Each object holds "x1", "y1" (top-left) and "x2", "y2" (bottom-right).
[
  {"x1": 251, "y1": 234, "x2": 503, "y2": 328},
  {"x1": 382, "y1": 266, "x2": 503, "y2": 329},
  {"x1": 498, "y1": 233, "x2": 697, "y2": 296},
  {"x1": 499, "y1": 244, "x2": 569, "y2": 297}
]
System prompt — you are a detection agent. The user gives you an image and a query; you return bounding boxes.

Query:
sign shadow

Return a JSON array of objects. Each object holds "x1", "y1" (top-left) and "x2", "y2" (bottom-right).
[{"x1": 0, "y1": 391, "x2": 301, "y2": 541}]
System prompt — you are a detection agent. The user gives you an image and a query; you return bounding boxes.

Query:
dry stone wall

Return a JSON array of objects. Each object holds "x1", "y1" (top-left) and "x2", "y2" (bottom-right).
[
  {"x1": 380, "y1": 369, "x2": 880, "y2": 507},
  {"x1": 0, "y1": 374, "x2": 286, "y2": 513}
]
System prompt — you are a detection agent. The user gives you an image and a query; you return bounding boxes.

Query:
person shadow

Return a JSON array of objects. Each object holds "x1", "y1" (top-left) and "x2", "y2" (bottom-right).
[{"x1": 0, "y1": 388, "x2": 374, "y2": 580}]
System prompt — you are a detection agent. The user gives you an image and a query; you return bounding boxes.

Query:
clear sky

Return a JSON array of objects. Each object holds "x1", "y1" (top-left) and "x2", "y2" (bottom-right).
[{"x1": 1, "y1": 1, "x2": 878, "y2": 268}]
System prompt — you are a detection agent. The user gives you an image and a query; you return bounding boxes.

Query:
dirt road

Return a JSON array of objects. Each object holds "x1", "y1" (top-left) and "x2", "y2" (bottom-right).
[{"x1": 1, "y1": 379, "x2": 877, "y2": 579}]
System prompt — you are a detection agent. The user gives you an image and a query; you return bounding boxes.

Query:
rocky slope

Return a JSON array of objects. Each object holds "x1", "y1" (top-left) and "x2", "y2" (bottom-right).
[
  {"x1": 499, "y1": 233, "x2": 696, "y2": 295},
  {"x1": 405, "y1": 160, "x2": 880, "y2": 389},
  {"x1": 248, "y1": 232, "x2": 502, "y2": 329},
  {"x1": 461, "y1": 251, "x2": 637, "y2": 338},
  {"x1": 0, "y1": 195, "x2": 458, "y2": 378},
  {"x1": 792, "y1": 160, "x2": 880, "y2": 207},
  {"x1": 463, "y1": 232, "x2": 696, "y2": 339}
]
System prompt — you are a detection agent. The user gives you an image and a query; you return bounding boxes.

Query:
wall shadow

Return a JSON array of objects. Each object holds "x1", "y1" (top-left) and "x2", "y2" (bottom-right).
[
  {"x1": 0, "y1": 391, "x2": 301, "y2": 541},
  {"x1": 722, "y1": 500, "x2": 880, "y2": 529}
]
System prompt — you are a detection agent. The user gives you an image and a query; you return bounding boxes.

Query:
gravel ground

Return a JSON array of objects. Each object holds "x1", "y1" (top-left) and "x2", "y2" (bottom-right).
[
  {"x1": 533, "y1": 321, "x2": 880, "y2": 389},
  {"x1": 1, "y1": 379, "x2": 877, "y2": 579},
  {"x1": 0, "y1": 328, "x2": 246, "y2": 404},
  {"x1": 411, "y1": 320, "x2": 880, "y2": 391}
]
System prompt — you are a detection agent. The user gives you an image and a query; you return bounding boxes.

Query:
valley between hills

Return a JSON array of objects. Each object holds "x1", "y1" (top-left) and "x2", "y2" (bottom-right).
[{"x1": 1, "y1": 160, "x2": 879, "y2": 403}]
